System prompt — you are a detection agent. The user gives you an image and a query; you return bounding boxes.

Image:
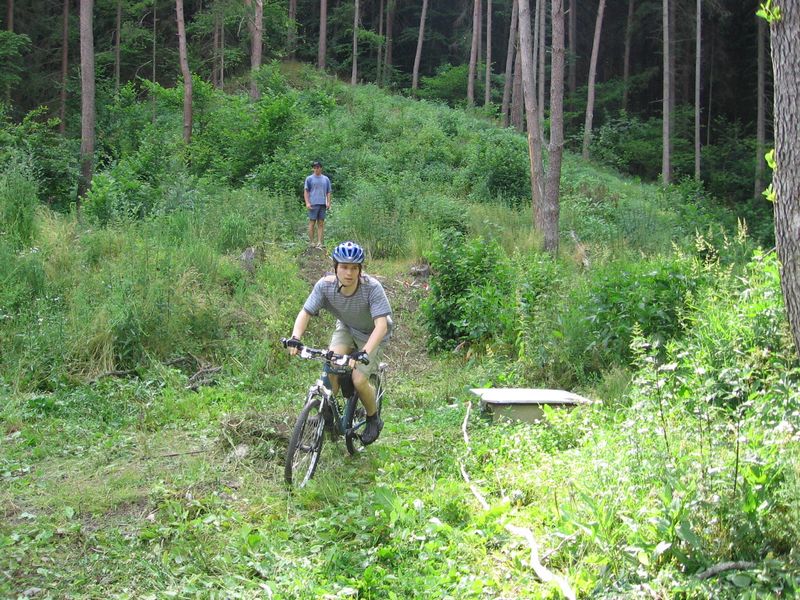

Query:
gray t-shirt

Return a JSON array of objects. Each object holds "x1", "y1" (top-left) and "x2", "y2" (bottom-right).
[
  {"x1": 303, "y1": 274, "x2": 393, "y2": 345},
  {"x1": 304, "y1": 174, "x2": 331, "y2": 206}
]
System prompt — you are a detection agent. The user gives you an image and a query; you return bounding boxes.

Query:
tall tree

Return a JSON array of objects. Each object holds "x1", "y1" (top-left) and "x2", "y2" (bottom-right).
[
  {"x1": 412, "y1": 0, "x2": 428, "y2": 90},
  {"x1": 581, "y1": 0, "x2": 605, "y2": 159},
  {"x1": 545, "y1": 0, "x2": 565, "y2": 254},
  {"x1": 662, "y1": 0, "x2": 672, "y2": 184},
  {"x1": 288, "y1": 0, "x2": 297, "y2": 56},
  {"x1": 59, "y1": 0, "x2": 70, "y2": 134},
  {"x1": 176, "y1": 0, "x2": 192, "y2": 144},
  {"x1": 754, "y1": 15, "x2": 766, "y2": 199},
  {"x1": 385, "y1": 0, "x2": 395, "y2": 83},
  {"x1": 769, "y1": 0, "x2": 800, "y2": 355},
  {"x1": 693, "y1": 0, "x2": 701, "y2": 179},
  {"x1": 151, "y1": 1, "x2": 157, "y2": 122},
  {"x1": 114, "y1": 0, "x2": 121, "y2": 95},
  {"x1": 376, "y1": 0, "x2": 384, "y2": 84},
  {"x1": 212, "y1": 7, "x2": 220, "y2": 86},
  {"x1": 248, "y1": 0, "x2": 263, "y2": 99},
  {"x1": 517, "y1": 0, "x2": 545, "y2": 233},
  {"x1": 352, "y1": 0, "x2": 360, "y2": 84},
  {"x1": 467, "y1": 0, "x2": 480, "y2": 105},
  {"x1": 622, "y1": 0, "x2": 634, "y2": 110},
  {"x1": 511, "y1": 43, "x2": 523, "y2": 131},
  {"x1": 537, "y1": 0, "x2": 545, "y2": 136},
  {"x1": 568, "y1": 0, "x2": 575, "y2": 97},
  {"x1": 484, "y1": 0, "x2": 492, "y2": 105},
  {"x1": 78, "y1": 0, "x2": 95, "y2": 203},
  {"x1": 501, "y1": 0, "x2": 518, "y2": 125},
  {"x1": 6, "y1": 0, "x2": 12, "y2": 31},
  {"x1": 318, "y1": 0, "x2": 328, "y2": 69}
]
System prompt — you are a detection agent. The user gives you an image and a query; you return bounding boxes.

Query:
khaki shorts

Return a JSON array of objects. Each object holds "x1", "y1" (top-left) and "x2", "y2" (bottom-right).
[{"x1": 330, "y1": 321, "x2": 383, "y2": 379}]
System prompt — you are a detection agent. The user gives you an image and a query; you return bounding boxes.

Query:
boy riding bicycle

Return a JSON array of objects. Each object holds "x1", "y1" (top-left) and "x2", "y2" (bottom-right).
[{"x1": 287, "y1": 241, "x2": 392, "y2": 444}]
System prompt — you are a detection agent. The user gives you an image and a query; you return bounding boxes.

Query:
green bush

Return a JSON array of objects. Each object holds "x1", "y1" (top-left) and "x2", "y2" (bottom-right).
[
  {"x1": 422, "y1": 230, "x2": 515, "y2": 351},
  {"x1": 578, "y1": 253, "x2": 706, "y2": 365},
  {"x1": 327, "y1": 185, "x2": 410, "y2": 259},
  {"x1": 459, "y1": 128, "x2": 530, "y2": 204},
  {"x1": 0, "y1": 107, "x2": 77, "y2": 208},
  {"x1": 0, "y1": 156, "x2": 38, "y2": 249},
  {"x1": 417, "y1": 63, "x2": 482, "y2": 107},
  {"x1": 191, "y1": 89, "x2": 303, "y2": 184}
]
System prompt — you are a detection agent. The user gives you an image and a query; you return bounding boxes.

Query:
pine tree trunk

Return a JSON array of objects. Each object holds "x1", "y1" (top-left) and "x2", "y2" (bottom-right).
[
  {"x1": 545, "y1": 0, "x2": 565, "y2": 254},
  {"x1": 623, "y1": 0, "x2": 634, "y2": 110},
  {"x1": 468, "y1": 0, "x2": 480, "y2": 105},
  {"x1": 582, "y1": 0, "x2": 605, "y2": 159},
  {"x1": 288, "y1": 0, "x2": 297, "y2": 57},
  {"x1": 568, "y1": 0, "x2": 575, "y2": 97},
  {"x1": 376, "y1": 0, "x2": 384, "y2": 84},
  {"x1": 412, "y1": 0, "x2": 429, "y2": 90},
  {"x1": 318, "y1": 0, "x2": 328, "y2": 69},
  {"x1": 511, "y1": 43, "x2": 523, "y2": 131},
  {"x1": 250, "y1": 0, "x2": 263, "y2": 99},
  {"x1": 151, "y1": 2, "x2": 157, "y2": 122},
  {"x1": 112, "y1": 1, "x2": 122, "y2": 97},
  {"x1": 59, "y1": 0, "x2": 70, "y2": 134},
  {"x1": 537, "y1": 0, "x2": 546, "y2": 138},
  {"x1": 755, "y1": 16, "x2": 766, "y2": 199},
  {"x1": 517, "y1": 0, "x2": 546, "y2": 231},
  {"x1": 501, "y1": 0, "x2": 518, "y2": 126},
  {"x1": 352, "y1": 0, "x2": 360, "y2": 84},
  {"x1": 694, "y1": 0, "x2": 701, "y2": 179},
  {"x1": 78, "y1": 0, "x2": 95, "y2": 204},
  {"x1": 533, "y1": 0, "x2": 540, "y2": 99},
  {"x1": 220, "y1": 9, "x2": 225, "y2": 88},
  {"x1": 176, "y1": 0, "x2": 192, "y2": 144},
  {"x1": 477, "y1": 0, "x2": 483, "y2": 75},
  {"x1": 212, "y1": 9, "x2": 219, "y2": 86},
  {"x1": 770, "y1": 0, "x2": 800, "y2": 355},
  {"x1": 662, "y1": 0, "x2": 672, "y2": 184},
  {"x1": 385, "y1": 0, "x2": 394, "y2": 83},
  {"x1": 484, "y1": 0, "x2": 492, "y2": 105},
  {"x1": 6, "y1": 0, "x2": 13, "y2": 31}
]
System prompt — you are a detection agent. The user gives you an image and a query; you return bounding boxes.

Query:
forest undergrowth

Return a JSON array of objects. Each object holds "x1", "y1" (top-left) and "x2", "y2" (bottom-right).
[{"x1": 1, "y1": 64, "x2": 799, "y2": 598}]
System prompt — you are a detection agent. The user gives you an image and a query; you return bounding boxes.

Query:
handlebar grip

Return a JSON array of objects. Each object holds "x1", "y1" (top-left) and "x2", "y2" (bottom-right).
[
  {"x1": 353, "y1": 350, "x2": 370, "y2": 365},
  {"x1": 281, "y1": 337, "x2": 303, "y2": 350}
]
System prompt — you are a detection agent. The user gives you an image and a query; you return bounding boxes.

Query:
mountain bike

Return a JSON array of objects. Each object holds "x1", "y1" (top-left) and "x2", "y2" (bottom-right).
[{"x1": 280, "y1": 338, "x2": 387, "y2": 487}]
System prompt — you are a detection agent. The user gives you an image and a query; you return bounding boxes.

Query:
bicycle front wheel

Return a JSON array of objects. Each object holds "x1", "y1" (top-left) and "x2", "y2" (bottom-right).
[{"x1": 285, "y1": 396, "x2": 325, "y2": 487}]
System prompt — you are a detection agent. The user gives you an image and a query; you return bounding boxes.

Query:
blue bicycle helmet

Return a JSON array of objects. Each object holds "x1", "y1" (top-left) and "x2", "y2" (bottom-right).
[{"x1": 331, "y1": 241, "x2": 365, "y2": 264}]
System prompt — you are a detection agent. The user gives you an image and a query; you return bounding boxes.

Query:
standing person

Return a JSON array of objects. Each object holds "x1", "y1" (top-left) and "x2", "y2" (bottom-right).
[
  {"x1": 304, "y1": 160, "x2": 332, "y2": 249},
  {"x1": 287, "y1": 241, "x2": 391, "y2": 444}
]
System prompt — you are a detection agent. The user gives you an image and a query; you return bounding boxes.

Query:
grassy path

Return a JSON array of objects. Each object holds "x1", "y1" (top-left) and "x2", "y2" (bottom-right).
[{"x1": 3, "y1": 253, "x2": 562, "y2": 598}]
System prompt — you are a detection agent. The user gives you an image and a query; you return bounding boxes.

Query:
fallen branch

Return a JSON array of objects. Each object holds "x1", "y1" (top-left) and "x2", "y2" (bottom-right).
[
  {"x1": 89, "y1": 368, "x2": 137, "y2": 383},
  {"x1": 142, "y1": 449, "x2": 209, "y2": 460},
  {"x1": 696, "y1": 561, "x2": 757, "y2": 580},
  {"x1": 460, "y1": 401, "x2": 576, "y2": 600},
  {"x1": 186, "y1": 365, "x2": 222, "y2": 390}
]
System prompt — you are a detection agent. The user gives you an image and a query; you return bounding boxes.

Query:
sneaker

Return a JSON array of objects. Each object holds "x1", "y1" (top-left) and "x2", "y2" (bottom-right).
[{"x1": 361, "y1": 414, "x2": 384, "y2": 445}]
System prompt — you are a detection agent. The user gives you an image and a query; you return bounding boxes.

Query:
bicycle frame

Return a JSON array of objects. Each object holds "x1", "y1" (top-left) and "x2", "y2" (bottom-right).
[
  {"x1": 282, "y1": 338, "x2": 385, "y2": 487},
  {"x1": 306, "y1": 369, "x2": 357, "y2": 438}
]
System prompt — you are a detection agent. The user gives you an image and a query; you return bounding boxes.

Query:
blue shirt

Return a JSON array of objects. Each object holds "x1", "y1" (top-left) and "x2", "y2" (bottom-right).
[{"x1": 304, "y1": 174, "x2": 331, "y2": 206}]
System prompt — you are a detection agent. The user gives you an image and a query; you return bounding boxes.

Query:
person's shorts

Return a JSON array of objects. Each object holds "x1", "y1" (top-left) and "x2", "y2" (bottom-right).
[
  {"x1": 330, "y1": 321, "x2": 383, "y2": 379},
  {"x1": 308, "y1": 205, "x2": 327, "y2": 221}
]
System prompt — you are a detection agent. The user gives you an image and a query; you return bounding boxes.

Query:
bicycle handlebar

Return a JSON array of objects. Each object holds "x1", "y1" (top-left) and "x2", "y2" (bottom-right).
[{"x1": 280, "y1": 338, "x2": 370, "y2": 365}]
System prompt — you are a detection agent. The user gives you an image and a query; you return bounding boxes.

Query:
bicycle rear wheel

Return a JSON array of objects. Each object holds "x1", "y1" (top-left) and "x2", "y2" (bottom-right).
[
  {"x1": 285, "y1": 396, "x2": 325, "y2": 487},
  {"x1": 344, "y1": 370, "x2": 385, "y2": 455}
]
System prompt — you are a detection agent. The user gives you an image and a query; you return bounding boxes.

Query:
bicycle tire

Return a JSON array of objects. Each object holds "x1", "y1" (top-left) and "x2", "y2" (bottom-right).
[
  {"x1": 285, "y1": 396, "x2": 326, "y2": 487},
  {"x1": 344, "y1": 371, "x2": 384, "y2": 455}
]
